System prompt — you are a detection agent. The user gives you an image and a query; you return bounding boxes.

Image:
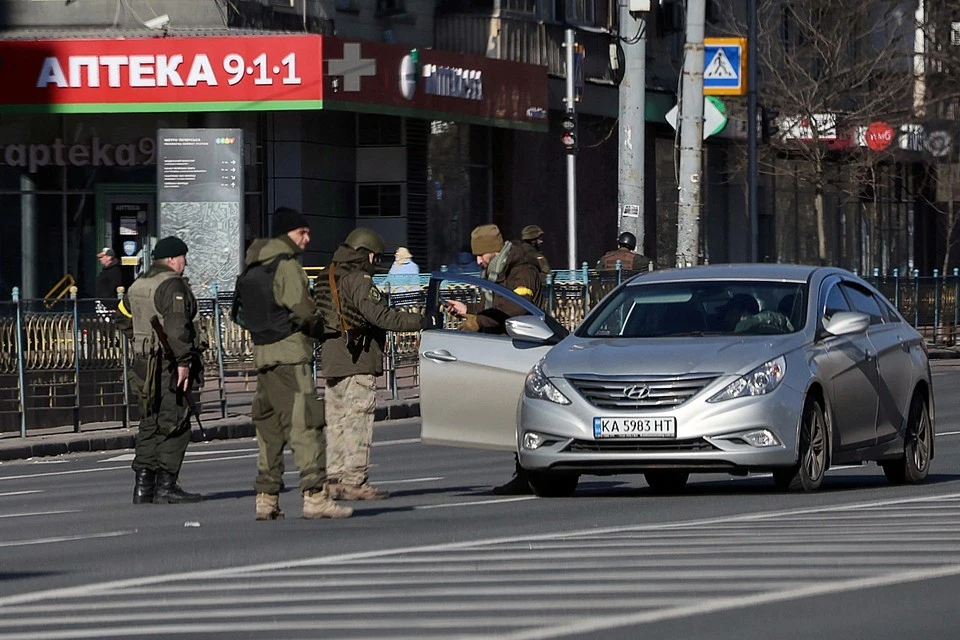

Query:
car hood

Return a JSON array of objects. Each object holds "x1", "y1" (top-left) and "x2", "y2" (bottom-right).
[{"x1": 542, "y1": 335, "x2": 806, "y2": 378}]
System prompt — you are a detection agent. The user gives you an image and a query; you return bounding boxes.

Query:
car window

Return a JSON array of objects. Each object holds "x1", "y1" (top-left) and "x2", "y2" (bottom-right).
[
  {"x1": 875, "y1": 293, "x2": 903, "y2": 324},
  {"x1": 822, "y1": 283, "x2": 850, "y2": 321},
  {"x1": 840, "y1": 283, "x2": 883, "y2": 325},
  {"x1": 580, "y1": 280, "x2": 806, "y2": 338}
]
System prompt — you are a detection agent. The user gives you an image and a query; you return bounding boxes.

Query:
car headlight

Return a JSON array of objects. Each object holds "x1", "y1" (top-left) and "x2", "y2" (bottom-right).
[
  {"x1": 708, "y1": 356, "x2": 786, "y2": 403},
  {"x1": 524, "y1": 362, "x2": 571, "y2": 405}
]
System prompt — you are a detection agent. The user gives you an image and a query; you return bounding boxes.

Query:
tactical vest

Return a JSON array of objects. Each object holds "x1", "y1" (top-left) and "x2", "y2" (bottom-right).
[
  {"x1": 600, "y1": 248, "x2": 642, "y2": 271},
  {"x1": 128, "y1": 269, "x2": 177, "y2": 356},
  {"x1": 313, "y1": 267, "x2": 369, "y2": 333},
  {"x1": 233, "y1": 256, "x2": 299, "y2": 346}
]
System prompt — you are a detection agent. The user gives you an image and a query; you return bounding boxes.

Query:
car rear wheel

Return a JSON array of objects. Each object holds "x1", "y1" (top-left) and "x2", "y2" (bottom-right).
[
  {"x1": 773, "y1": 398, "x2": 827, "y2": 492},
  {"x1": 527, "y1": 471, "x2": 579, "y2": 497},
  {"x1": 881, "y1": 393, "x2": 932, "y2": 485},
  {"x1": 644, "y1": 471, "x2": 689, "y2": 494}
]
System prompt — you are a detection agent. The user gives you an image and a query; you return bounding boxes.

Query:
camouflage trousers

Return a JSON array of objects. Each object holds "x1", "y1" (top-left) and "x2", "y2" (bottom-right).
[
  {"x1": 252, "y1": 363, "x2": 327, "y2": 495},
  {"x1": 324, "y1": 374, "x2": 377, "y2": 486}
]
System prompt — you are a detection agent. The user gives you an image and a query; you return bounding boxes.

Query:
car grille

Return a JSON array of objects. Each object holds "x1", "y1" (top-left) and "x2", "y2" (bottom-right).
[
  {"x1": 564, "y1": 438, "x2": 719, "y2": 453},
  {"x1": 566, "y1": 374, "x2": 720, "y2": 410}
]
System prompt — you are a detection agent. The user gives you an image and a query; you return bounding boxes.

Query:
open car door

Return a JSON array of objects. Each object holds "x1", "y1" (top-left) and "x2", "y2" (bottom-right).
[{"x1": 419, "y1": 273, "x2": 568, "y2": 451}]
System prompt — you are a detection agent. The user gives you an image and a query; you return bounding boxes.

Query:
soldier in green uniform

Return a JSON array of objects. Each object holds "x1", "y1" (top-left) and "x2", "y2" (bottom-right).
[
  {"x1": 520, "y1": 224, "x2": 551, "y2": 277},
  {"x1": 236, "y1": 207, "x2": 352, "y2": 521},
  {"x1": 116, "y1": 236, "x2": 202, "y2": 505},
  {"x1": 314, "y1": 228, "x2": 439, "y2": 501},
  {"x1": 597, "y1": 231, "x2": 650, "y2": 272}
]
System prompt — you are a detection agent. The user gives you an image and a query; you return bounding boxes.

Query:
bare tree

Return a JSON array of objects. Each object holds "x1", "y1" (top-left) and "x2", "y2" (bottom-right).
[{"x1": 724, "y1": 0, "x2": 917, "y2": 266}]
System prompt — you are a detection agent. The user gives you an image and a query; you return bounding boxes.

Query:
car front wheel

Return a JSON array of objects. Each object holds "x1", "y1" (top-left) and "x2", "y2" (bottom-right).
[
  {"x1": 527, "y1": 471, "x2": 579, "y2": 497},
  {"x1": 882, "y1": 393, "x2": 932, "y2": 485},
  {"x1": 773, "y1": 398, "x2": 827, "y2": 492}
]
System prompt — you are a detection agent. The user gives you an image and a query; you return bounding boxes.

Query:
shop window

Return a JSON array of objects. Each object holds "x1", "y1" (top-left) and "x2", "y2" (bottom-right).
[
  {"x1": 358, "y1": 184, "x2": 403, "y2": 217},
  {"x1": 502, "y1": 0, "x2": 538, "y2": 16},
  {"x1": 357, "y1": 114, "x2": 404, "y2": 146},
  {"x1": 564, "y1": 0, "x2": 595, "y2": 25}
]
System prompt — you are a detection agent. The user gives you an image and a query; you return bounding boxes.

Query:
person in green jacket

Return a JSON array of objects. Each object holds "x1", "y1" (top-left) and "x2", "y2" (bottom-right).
[
  {"x1": 314, "y1": 228, "x2": 439, "y2": 501},
  {"x1": 237, "y1": 207, "x2": 352, "y2": 521}
]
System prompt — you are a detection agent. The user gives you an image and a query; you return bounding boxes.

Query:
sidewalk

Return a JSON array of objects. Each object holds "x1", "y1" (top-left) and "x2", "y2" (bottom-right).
[{"x1": 0, "y1": 398, "x2": 420, "y2": 463}]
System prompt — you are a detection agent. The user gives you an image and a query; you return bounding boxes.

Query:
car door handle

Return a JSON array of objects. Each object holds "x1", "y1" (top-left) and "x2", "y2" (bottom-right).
[
  {"x1": 865, "y1": 350, "x2": 875, "y2": 361},
  {"x1": 423, "y1": 349, "x2": 458, "y2": 363}
]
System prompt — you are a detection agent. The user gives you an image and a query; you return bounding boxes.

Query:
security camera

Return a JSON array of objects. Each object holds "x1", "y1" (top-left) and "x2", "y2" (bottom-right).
[{"x1": 144, "y1": 14, "x2": 170, "y2": 30}]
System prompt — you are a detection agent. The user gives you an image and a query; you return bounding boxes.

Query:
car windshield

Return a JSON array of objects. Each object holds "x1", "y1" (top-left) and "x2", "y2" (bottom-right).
[{"x1": 580, "y1": 280, "x2": 808, "y2": 338}]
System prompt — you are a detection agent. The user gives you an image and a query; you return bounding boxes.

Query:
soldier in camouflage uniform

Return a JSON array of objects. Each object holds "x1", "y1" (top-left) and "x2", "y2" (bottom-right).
[
  {"x1": 520, "y1": 224, "x2": 551, "y2": 278},
  {"x1": 116, "y1": 236, "x2": 202, "y2": 505},
  {"x1": 236, "y1": 207, "x2": 352, "y2": 521},
  {"x1": 597, "y1": 231, "x2": 650, "y2": 272},
  {"x1": 314, "y1": 228, "x2": 439, "y2": 501}
]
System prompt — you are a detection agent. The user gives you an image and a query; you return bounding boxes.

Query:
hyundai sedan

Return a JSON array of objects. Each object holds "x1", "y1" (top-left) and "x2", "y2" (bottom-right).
[{"x1": 419, "y1": 264, "x2": 934, "y2": 497}]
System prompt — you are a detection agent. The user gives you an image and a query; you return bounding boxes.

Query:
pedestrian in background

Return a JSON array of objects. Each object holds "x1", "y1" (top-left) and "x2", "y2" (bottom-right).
[
  {"x1": 235, "y1": 207, "x2": 352, "y2": 521},
  {"x1": 597, "y1": 231, "x2": 650, "y2": 272},
  {"x1": 443, "y1": 223, "x2": 543, "y2": 495},
  {"x1": 314, "y1": 228, "x2": 439, "y2": 501},
  {"x1": 96, "y1": 247, "x2": 123, "y2": 299},
  {"x1": 519, "y1": 225, "x2": 551, "y2": 277},
  {"x1": 115, "y1": 236, "x2": 202, "y2": 505},
  {"x1": 386, "y1": 246, "x2": 420, "y2": 292}
]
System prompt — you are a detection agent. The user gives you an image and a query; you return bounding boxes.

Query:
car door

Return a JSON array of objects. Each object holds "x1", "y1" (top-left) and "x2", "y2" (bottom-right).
[
  {"x1": 419, "y1": 274, "x2": 566, "y2": 452},
  {"x1": 816, "y1": 279, "x2": 880, "y2": 450},
  {"x1": 854, "y1": 286, "x2": 916, "y2": 443}
]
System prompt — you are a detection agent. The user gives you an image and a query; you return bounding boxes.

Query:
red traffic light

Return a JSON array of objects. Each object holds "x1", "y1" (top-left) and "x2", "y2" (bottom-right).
[{"x1": 561, "y1": 132, "x2": 576, "y2": 149}]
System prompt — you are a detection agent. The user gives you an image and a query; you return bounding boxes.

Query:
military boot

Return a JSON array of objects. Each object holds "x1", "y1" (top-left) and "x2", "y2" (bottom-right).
[
  {"x1": 255, "y1": 493, "x2": 284, "y2": 521},
  {"x1": 132, "y1": 469, "x2": 156, "y2": 505},
  {"x1": 302, "y1": 490, "x2": 353, "y2": 519},
  {"x1": 153, "y1": 470, "x2": 202, "y2": 504},
  {"x1": 327, "y1": 482, "x2": 390, "y2": 501}
]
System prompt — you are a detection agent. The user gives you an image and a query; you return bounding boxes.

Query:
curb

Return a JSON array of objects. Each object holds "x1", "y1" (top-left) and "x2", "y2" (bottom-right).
[{"x1": 0, "y1": 400, "x2": 420, "y2": 463}]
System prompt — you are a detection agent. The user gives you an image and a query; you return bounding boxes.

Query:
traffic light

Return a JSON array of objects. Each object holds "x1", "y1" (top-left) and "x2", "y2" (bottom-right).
[
  {"x1": 761, "y1": 107, "x2": 779, "y2": 144},
  {"x1": 561, "y1": 113, "x2": 578, "y2": 153}
]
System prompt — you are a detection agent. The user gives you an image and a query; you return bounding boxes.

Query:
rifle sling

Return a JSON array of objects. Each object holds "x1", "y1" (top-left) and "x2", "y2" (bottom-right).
[{"x1": 329, "y1": 266, "x2": 351, "y2": 337}]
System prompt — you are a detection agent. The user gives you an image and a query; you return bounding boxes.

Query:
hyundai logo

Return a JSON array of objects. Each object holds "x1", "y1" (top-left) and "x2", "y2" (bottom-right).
[{"x1": 623, "y1": 385, "x2": 651, "y2": 400}]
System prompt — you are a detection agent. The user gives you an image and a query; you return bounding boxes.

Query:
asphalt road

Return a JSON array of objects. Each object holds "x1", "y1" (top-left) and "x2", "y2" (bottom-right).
[{"x1": 2, "y1": 362, "x2": 960, "y2": 639}]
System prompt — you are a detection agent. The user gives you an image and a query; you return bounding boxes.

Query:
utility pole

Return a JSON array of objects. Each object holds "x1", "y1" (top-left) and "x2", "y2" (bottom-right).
[
  {"x1": 676, "y1": 0, "x2": 707, "y2": 267},
  {"x1": 564, "y1": 28, "x2": 578, "y2": 270},
  {"x1": 747, "y1": 0, "x2": 758, "y2": 262},
  {"x1": 617, "y1": 1, "x2": 646, "y2": 257}
]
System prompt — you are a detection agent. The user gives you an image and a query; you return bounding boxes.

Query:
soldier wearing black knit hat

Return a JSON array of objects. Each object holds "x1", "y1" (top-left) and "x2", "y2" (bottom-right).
[{"x1": 115, "y1": 235, "x2": 203, "y2": 505}]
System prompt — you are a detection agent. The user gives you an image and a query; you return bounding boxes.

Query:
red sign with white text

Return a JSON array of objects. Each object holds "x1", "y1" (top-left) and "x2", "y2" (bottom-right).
[{"x1": 0, "y1": 36, "x2": 323, "y2": 112}]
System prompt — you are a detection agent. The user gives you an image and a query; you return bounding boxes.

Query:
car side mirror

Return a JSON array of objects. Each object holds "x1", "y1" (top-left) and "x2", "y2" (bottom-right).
[
  {"x1": 822, "y1": 311, "x2": 870, "y2": 336},
  {"x1": 505, "y1": 315, "x2": 556, "y2": 343}
]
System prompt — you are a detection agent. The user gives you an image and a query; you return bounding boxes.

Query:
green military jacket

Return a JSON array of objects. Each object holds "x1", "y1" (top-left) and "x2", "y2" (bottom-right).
[
  {"x1": 118, "y1": 263, "x2": 199, "y2": 365},
  {"x1": 244, "y1": 235, "x2": 320, "y2": 370},
  {"x1": 316, "y1": 245, "x2": 422, "y2": 379}
]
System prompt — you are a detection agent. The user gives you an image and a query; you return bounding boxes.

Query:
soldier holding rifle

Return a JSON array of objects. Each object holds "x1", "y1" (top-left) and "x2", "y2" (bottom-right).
[{"x1": 116, "y1": 236, "x2": 203, "y2": 505}]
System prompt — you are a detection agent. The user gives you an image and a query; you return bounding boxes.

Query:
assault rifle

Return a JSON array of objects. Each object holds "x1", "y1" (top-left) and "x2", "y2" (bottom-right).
[{"x1": 149, "y1": 315, "x2": 206, "y2": 439}]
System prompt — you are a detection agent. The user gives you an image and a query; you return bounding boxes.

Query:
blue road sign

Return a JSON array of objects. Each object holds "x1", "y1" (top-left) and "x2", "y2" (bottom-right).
[{"x1": 703, "y1": 37, "x2": 746, "y2": 96}]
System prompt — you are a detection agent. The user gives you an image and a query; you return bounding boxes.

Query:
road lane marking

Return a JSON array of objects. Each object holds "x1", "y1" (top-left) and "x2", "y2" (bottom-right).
[
  {"x1": 414, "y1": 496, "x2": 537, "y2": 509},
  {"x1": 939, "y1": 430, "x2": 960, "y2": 436},
  {"x1": 0, "y1": 490, "x2": 43, "y2": 497},
  {"x1": 0, "y1": 510, "x2": 78, "y2": 520},
  {"x1": 0, "y1": 531, "x2": 135, "y2": 549}
]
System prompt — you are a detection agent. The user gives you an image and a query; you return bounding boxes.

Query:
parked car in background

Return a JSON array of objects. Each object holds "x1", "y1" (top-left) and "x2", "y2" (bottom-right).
[{"x1": 420, "y1": 265, "x2": 935, "y2": 497}]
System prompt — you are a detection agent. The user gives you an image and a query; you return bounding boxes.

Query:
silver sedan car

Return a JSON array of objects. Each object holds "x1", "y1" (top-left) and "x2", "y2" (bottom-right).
[{"x1": 419, "y1": 265, "x2": 934, "y2": 497}]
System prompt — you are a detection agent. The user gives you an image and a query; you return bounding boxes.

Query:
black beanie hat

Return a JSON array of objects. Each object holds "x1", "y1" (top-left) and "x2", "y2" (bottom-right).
[
  {"x1": 273, "y1": 207, "x2": 310, "y2": 236},
  {"x1": 152, "y1": 236, "x2": 188, "y2": 260}
]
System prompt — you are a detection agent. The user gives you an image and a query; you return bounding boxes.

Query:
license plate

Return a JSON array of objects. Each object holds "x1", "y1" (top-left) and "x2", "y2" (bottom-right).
[{"x1": 593, "y1": 416, "x2": 677, "y2": 438}]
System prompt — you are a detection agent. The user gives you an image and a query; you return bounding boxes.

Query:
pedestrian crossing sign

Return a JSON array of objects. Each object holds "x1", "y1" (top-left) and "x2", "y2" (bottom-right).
[{"x1": 703, "y1": 37, "x2": 746, "y2": 96}]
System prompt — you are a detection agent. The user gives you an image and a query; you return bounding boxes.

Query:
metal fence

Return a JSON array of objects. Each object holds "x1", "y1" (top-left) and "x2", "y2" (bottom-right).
[{"x1": 2, "y1": 265, "x2": 955, "y2": 437}]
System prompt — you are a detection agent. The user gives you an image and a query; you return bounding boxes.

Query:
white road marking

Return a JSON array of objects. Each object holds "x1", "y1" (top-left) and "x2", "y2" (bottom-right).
[
  {"x1": 414, "y1": 496, "x2": 537, "y2": 509},
  {"x1": 0, "y1": 531, "x2": 135, "y2": 549},
  {"x1": 0, "y1": 510, "x2": 78, "y2": 520},
  {"x1": 0, "y1": 490, "x2": 43, "y2": 497},
  {"x1": 938, "y1": 430, "x2": 960, "y2": 436}
]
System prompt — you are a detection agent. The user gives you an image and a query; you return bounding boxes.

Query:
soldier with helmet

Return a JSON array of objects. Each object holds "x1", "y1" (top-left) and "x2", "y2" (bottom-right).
[
  {"x1": 314, "y1": 228, "x2": 440, "y2": 501},
  {"x1": 520, "y1": 224, "x2": 551, "y2": 277},
  {"x1": 597, "y1": 231, "x2": 650, "y2": 272}
]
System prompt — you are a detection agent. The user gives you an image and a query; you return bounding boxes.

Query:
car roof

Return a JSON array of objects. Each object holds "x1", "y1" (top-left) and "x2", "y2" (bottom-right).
[{"x1": 624, "y1": 263, "x2": 841, "y2": 285}]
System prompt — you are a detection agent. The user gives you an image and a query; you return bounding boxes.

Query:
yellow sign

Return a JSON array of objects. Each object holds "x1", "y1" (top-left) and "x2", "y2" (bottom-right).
[{"x1": 703, "y1": 37, "x2": 746, "y2": 96}]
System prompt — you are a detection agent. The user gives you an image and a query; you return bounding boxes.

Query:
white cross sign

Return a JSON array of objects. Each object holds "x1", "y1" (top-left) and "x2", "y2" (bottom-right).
[
  {"x1": 703, "y1": 37, "x2": 746, "y2": 96},
  {"x1": 327, "y1": 42, "x2": 377, "y2": 92}
]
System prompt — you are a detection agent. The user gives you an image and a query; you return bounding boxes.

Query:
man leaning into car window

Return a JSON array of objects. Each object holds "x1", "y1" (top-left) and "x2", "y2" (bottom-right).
[{"x1": 443, "y1": 224, "x2": 544, "y2": 495}]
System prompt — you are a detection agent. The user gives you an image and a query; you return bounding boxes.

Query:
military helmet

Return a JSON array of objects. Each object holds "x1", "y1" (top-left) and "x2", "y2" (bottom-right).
[
  {"x1": 344, "y1": 228, "x2": 385, "y2": 255},
  {"x1": 521, "y1": 224, "x2": 545, "y2": 241},
  {"x1": 617, "y1": 231, "x2": 637, "y2": 251}
]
